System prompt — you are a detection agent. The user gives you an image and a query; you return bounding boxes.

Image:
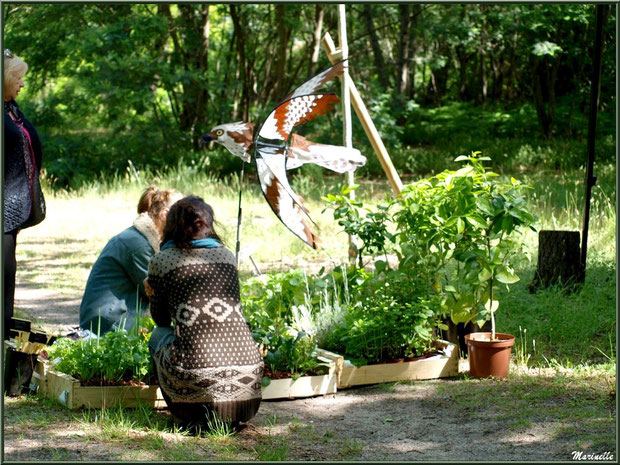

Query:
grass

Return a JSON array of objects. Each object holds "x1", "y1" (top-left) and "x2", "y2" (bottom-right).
[
  {"x1": 3, "y1": 366, "x2": 614, "y2": 461},
  {"x1": 435, "y1": 364, "x2": 616, "y2": 452}
]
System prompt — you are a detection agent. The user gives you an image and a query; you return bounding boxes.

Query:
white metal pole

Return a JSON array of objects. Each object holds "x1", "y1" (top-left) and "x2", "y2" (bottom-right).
[
  {"x1": 338, "y1": 4, "x2": 354, "y2": 199},
  {"x1": 337, "y1": 4, "x2": 358, "y2": 263}
]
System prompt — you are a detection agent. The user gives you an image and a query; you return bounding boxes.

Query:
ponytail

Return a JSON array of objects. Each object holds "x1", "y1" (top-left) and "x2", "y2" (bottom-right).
[{"x1": 137, "y1": 185, "x2": 182, "y2": 218}]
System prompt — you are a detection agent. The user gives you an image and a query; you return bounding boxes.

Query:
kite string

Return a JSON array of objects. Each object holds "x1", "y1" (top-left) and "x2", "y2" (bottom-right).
[{"x1": 235, "y1": 161, "x2": 245, "y2": 268}]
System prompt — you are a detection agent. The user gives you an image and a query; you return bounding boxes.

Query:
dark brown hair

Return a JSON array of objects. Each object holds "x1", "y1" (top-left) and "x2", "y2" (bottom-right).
[{"x1": 161, "y1": 196, "x2": 221, "y2": 249}]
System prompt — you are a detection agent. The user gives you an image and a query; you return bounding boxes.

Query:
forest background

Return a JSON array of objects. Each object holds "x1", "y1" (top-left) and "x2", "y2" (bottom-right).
[{"x1": 3, "y1": 2, "x2": 616, "y2": 190}]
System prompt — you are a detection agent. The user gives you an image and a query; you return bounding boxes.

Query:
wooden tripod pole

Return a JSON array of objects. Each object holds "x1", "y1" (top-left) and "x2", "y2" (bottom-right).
[{"x1": 322, "y1": 32, "x2": 404, "y2": 196}]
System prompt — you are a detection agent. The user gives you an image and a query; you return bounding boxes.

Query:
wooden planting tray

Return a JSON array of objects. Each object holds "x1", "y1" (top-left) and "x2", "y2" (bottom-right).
[
  {"x1": 316, "y1": 339, "x2": 459, "y2": 389},
  {"x1": 261, "y1": 350, "x2": 340, "y2": 400},
  {"x1": 33, "y1": 349, "x2": 341, "y2": 409},
  {"x1": 33, "y1": 361, "x2": 166, "y2": 410}
]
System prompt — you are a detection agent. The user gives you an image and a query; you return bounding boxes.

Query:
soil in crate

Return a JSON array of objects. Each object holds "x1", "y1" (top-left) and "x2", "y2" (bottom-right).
[
  {"x1": 263, "y1": 365, "x2": 328, "y2": 380},
  {"x1": 77, "y1": 372, "x2": 158, "y2": 387},
  {"x1": 367, "y1": 350, "x2": 441, "y2": 365}
]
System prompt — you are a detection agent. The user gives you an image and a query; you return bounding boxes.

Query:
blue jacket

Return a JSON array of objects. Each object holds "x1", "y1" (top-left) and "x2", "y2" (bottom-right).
[{"x1": 79, "y1": 214, "x2": 160, "y2": 335}]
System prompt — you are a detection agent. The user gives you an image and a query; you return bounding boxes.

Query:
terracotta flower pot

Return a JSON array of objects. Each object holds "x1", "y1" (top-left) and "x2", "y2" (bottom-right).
[{"x1": 465, "y1": 332, "x2": 515, "y2": 378}]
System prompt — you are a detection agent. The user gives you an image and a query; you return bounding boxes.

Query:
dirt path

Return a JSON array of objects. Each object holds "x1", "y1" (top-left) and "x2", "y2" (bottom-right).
[
  {"x1": 256, "y1": 383, "x2": 576, "y2": 461},
  {"x1": 4, "y1": 379, "x2": 580, "y2": 462},
  {"x1": 6, "y1": 283, "x2": 606, "y2": 462}
]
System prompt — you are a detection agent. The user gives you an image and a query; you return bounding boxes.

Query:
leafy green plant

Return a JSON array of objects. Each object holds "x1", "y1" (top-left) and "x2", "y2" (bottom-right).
[
  {"x1": 244, "y1": 264, "x2": 441, "y2": 367},
  {"x1": 394, "y1": 152, "x2": 537, "y2": 337},
  {"x1": 332, "y1": 293, "x2": 440, "y2": 365},
  {"x1": 321, "y1": 192, "x2": 446, "y2": 364},
  {"x1": 242, "y1": 271, "x2": 329, "y2": 379},
  {"x1": 46, "y1": 316, "x2": 154, "y2": 385},
  {"x1": 323, "y1": 187, "x2": 392, "y2": 268},
  {"x1": 323, "y1": 153, "x2": 536, "y2": 352}
]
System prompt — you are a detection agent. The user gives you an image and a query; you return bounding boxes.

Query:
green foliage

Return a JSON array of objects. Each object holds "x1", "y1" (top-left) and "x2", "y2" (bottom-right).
[
  {"x1": 326, "y1": 283, "x2": 440, "y2": 365},
  {"x1": 243, "y1": 264, "x2": 442, "y2": 367},
  {"x1": 4, "y1": 4, "x2": 615, "y2": 188},
  {"x1": 46, "y1": 317, "x2": 154, "y2": 384},
  {"x1": 324, "y1": 154, "x2": 536, "y2": 342},
  {"x1": 323, "y1": 187, "x2": 392, "y2": 264},
  {"x1": 242, "y1": 271, "x2": 328, "y2": 378},
  {"x1": 394, "y1": 152, "x2": 537, "y2": 332}
]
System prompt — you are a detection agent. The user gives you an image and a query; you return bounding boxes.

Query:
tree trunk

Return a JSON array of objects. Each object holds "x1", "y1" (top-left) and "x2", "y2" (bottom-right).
[
  {"x1": 532, "y1": 55, "x2": 561, "y2": 140},
  {"x1": 309, "y1": 4, "x2": 324, "y2": 77},
  {"x1": 532, "y1": 60, "x2": 550, "y2": 139},
  {"x1": 229, "y1": 4, "x2": 251, "y2": 122},
  {"x1": 274, "y1": 4, "x2": 290, "y2": 99},
  {"x1": 528, "y1": 230, "x2": 585, "y2": 292},
  {"x1": 395, "y1": 4, "x2": 410, "y2": 95},
  {"x1": 363, "y1": 4, "x2": 389, "y2": 88},
  {"x1": 455, "y1": 46, "x2": 467, "y2": 101},
  {"x1": 404, "y1": 6, "x2": 421, "y2": 99},
  {"x1": 480, "y1": 47, "x2": 488, "y2": 103}
]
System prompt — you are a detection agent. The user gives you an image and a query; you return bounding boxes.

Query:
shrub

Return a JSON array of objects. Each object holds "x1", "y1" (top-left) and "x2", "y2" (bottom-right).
[{"x1": 324, "y1": 152, "x2": 536, "y2": 341}]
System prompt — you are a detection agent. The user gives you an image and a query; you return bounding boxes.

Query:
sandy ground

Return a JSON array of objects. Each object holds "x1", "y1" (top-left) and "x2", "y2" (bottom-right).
[{"x1": 3, "y1": 283, "x2": 599, "y2": 462}]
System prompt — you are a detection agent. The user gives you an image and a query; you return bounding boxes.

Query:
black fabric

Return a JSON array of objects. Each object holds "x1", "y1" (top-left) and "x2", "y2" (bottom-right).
[
  {"x1": 160, "y1": 386, "x2": 260, "y2": 425},
  {"x1": 3, "y1": 346, "x2": 37, "y2": 396},
  {"x1": 3, "y1": 100, "x2": 45, "y2": 233},
  {"x1": 3, "y1": 231, "x2": 17, "y2": 341}
]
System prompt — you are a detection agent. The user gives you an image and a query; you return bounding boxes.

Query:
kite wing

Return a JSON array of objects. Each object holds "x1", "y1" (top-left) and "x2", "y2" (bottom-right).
[
  {"x1": 257, "y1": 93, "x2": 339, "y2": 142},
  {"x1": 249, "y1": 59, "x2": 350, "y2": 249},
  {"x1": 254, "y1": 146, "x2": 319, "y2": 249},
  {"x1": 257, "y1": 60, "x2": 347, "y2": 142},
  {"x1": 284, "y1": 59, "x2": 347, "y2": 100}
]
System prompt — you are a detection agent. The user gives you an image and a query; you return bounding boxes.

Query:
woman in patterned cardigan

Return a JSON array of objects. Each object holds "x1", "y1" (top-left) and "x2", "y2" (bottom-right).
[{"x1": 146, "y1": 196, "x2": 263, "y2": 426}]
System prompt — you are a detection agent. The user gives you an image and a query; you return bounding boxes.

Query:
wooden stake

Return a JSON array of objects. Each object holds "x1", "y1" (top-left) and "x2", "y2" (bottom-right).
[{"x1": 322, "y1": 32, "x2": 404, "y2": 196}]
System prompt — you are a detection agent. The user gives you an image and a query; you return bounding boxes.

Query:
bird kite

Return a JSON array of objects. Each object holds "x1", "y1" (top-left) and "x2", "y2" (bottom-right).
[{"x1": 201, "y1": 60, "x2": 366, "y2": 250}]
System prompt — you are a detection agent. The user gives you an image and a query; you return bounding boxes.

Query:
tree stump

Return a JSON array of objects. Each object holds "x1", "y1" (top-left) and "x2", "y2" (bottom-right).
[{"x1": 528, "y1": 230, "x2": 585, "y2": 292}]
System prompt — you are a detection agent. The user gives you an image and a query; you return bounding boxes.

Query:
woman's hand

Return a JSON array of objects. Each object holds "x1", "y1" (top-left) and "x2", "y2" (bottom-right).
[{"x1": 143, "y1": 278, "x2": 154, "y2": 297}]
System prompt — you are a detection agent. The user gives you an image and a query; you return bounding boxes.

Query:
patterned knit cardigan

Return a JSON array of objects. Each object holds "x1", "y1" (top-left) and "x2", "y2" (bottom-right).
[{"x1": 147, "y1": 246, "x2": 263, "y2": 413}]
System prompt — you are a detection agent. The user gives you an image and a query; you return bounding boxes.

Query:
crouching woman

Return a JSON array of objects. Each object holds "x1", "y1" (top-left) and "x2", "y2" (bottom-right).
[{"x1": 146, "y1": 196, "x2": 263, "y2": 426}]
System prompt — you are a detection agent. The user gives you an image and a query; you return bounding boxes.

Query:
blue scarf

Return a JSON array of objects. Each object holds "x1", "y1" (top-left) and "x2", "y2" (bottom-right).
[{"x1": 161, "y1": 237, "x2": 222, "y2": 251}]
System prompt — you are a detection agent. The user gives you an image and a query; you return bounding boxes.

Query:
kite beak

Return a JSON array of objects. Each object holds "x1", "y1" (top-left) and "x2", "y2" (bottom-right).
[{"x1": 200, "y1": 133, "x2": 214, "y2": 145}]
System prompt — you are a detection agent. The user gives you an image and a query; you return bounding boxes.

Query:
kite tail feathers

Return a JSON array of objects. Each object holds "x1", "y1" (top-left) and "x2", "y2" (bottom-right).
[
  {"x1": 289, "y1": 135, "x2": 366, "y2": 173},
  {"x1": 304, "y1": 222, "x2": 321, "y2": 250}
]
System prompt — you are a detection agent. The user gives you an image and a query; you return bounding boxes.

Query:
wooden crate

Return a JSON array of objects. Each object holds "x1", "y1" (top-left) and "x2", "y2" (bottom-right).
[
  {"x1": 33, "y1": 349, "x2": 341, "y2": 408},
  {"x1": 261, "y1": 350, "x2": 340, "y2": 400},
  {"x1": 317, "y1": 340, "x2": 459, "y2": 389},
  {"x1": 33, "y1": 361, "x2": 166, "y2": 410}
]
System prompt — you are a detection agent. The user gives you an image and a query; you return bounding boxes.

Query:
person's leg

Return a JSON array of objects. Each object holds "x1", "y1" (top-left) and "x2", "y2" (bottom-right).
[
  {"x1": 3, "y1": 231, "x2": 17, "y2": 341},
  {"x1": 148, "y1": 326, "x2": 175, "y2": 359}
]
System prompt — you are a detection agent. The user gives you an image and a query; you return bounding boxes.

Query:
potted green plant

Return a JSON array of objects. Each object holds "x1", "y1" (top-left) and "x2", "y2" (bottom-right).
[
  {"x1": 432, "y1": 152, "x2": 535, "y2": 377},
  {"x1": 387, "y1": 152, "x2": 536, "y2": 377}
]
